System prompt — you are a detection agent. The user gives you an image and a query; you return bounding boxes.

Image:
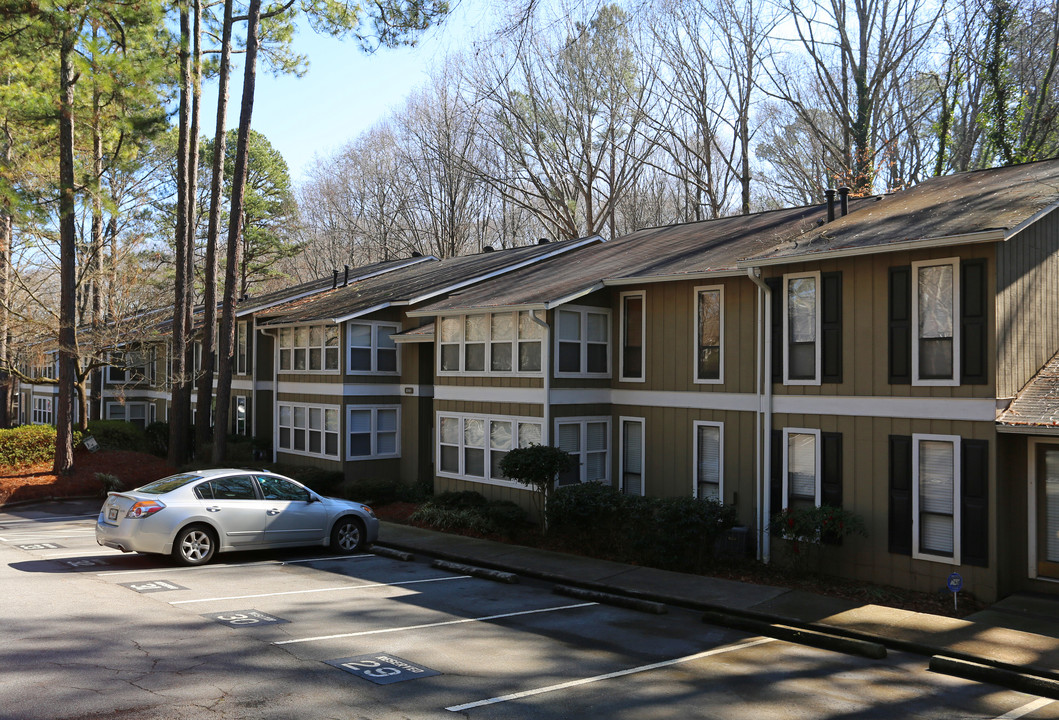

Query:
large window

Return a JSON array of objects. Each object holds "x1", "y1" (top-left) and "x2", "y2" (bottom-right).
[
  {"x1": 784, "y1": 272, "x2": 820, "y2": 384},
  {"x1": 556, "y1": 307, "x2": 610, "y2": 377},
  {"x1": 438, "y1": 413, "x2": 543, "y2": 485},
  {"x1": 695, "y1": 286, "x2": 723, "y2": 383},
  {"x1": 348, "y1": 406, "x2": 400, "y2": 459},
  {"x1": 620, "y1": 417, "x2": 644, "y2": 496},
  {"x1": 277, "y1": 403, "x2": 339, "y2": 458},
  {"x1": 348, "y1": 321, "x2": 399, "y2": 374},
  {"x1": 108, "y1": 349, "x2": 153, "y2": 384},
  {"x1": 913, "y1": 434, "x2": 961, "y2": 563},
  {"x1": 620, "y1": 293, "x2": 644, "y2": 381},
  {"x1": 913, "y1": 259, "x2": 959, "y2": 385},
  {"x1": 107, "y1": 401, "x2": 153, "y2": 429},
  {"x1": 438, "y1": 312, "x2": 544, "y2": 375},
  {"x1": 278, "y1": 325, "x2": 340, "y2": 372},
  {"x1": 556, "y1": 417, "x2": 610, "y2": 485},
  {"x1": 32, "y1": 396, "x2": 53, "y2": 425},
  {"x1": 783, "y1": 428, "x2": 820, "y2": 510},
  {"x1": 694, "y1": 421, "x2": 723, "y2": 500}
]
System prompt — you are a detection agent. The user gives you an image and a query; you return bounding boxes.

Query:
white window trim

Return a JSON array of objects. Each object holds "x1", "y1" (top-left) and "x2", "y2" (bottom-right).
[
  {"x1": 911, "y1": 258, "x2": 961, "y2": 387},
  {"x1": 32, "y1": 396, "x2": 53, "y2": 425},
  {"x1": 693, "y1": 285, "x2": 725, "y2": 385},
  {"x1": 782, "y1": 427, "x2": 822, "y2": 508},
  {"x1": 554, "y1": 306, "x2": 612, "y2": 379},
  {"x1": 276, "y1": 402, "x2": 341, "y2": 459},
  {"x1": 347, "y1": 405, "x2": 401, "y2": 460},
  {"x1": 693, "y1": 420, "x2": 724, "y2": 500},
  {"x1": 235, "y1": 396, "x2": 247, "y2": 435},
  {"x1": 236, "y1": 321, "x2": 249, "y2": 376},
  {"x1": 277, "y1": 324, "x2": 341, "y2": 375},
  {"x1": 619, "y1": 416, "x2": 645, "y2": 495},
  {"x1": 347, "y1": 320, "x2": 401, "y2": 375},
  {"x1": 106, "y1": 349, "x2": 153, "y2": 385},
  {"x1": 436, "y1": 312, "x2": 545, "y2": 378},
  {"x1": 912, "y1": 432, "x2": 962, "y2": 565},
  {"x1": 783, "y1": 271, "x2": 822, "y2": 386},
  {"x1": 554, "y1": 416, "x2": 612, "y2": 484},
  {"x1": 436, "y1": 412, "x2": 544, "y2": 489},
  {"x1": 619, "y1": 292, "x2": 646, "y2": 383}
]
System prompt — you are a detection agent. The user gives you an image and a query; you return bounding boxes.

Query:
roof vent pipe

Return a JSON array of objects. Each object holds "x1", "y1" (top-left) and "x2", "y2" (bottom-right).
[
  {"x1": 825, "y1": 188, "x2": 836, "y2": 222},
  {"x1": 411, "y1": 251, "x2": 422, "y2": 257},
  {"x1": 838, "y1": 186, "x2": 850, "y2": 216},
  {"x1": 483, "y1": 245, "x2": 494, "y2": 252},
  {"x1": 538, "y1": 238, "x2": 550, "y2": 244},
  {"x1": 344, "y1": 265, "x2": 349, "y2": 286},
  {"x1": 332, "y1": 270, "x2": 338, "y2": 290}
]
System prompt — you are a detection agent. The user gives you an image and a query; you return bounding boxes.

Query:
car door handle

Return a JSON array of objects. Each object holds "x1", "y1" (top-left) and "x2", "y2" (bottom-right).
[
  {"x1": 206, "y1": 506, "x2": 221, "y2": 512},
  {"x1": 266, "y1": 508, "x2": 280, "y2": 515}
]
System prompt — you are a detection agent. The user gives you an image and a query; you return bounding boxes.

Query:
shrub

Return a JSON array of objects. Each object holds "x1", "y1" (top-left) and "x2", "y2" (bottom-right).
[
  {"x1": 499, "y1": 445, "x2": 575, "y2": 531},
  {"x1": 769, "y1": 504, "x2": 867, "y2": 547},
  {"x1": 0, "y1": 426, "x2": 77, "y2": 467},
  {"x1": 96, "y1": 473, "x2": 124, "y2": 496},
  {"x1": 410, "y1": 493, "x2": 528, "y2": 537},
  {"x1": 431, "y1": 490, "x2": 488, "y2": 510},
  {"x1": 274, "y1": 465, "x2": 345, "y2": 496},
  {"x1": 642, "y1": 496, "x2": 739, "y2": 572},
  {"x1": 410, "y1": 504, "x2": 501, "y2": 535},
  {"x1": 85, "y1": 420, "x2": 146, "y2": 452}
]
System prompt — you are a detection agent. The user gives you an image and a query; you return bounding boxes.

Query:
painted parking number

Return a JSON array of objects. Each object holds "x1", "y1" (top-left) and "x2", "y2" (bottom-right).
[{"x1": 326, "y1": 654, "x2": 440, "y2": 685}]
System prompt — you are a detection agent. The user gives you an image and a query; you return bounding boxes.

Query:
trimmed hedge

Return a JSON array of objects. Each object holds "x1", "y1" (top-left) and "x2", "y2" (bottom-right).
[
  {"x1": 411, "y1": 490, "x2": 529, "y2": 538},
  {"x1": 0, "y1": 425, "x2": 85, "y2": 467},
  {"x1": 85, "y1": 420, "x2": 146, "y2": 452}
]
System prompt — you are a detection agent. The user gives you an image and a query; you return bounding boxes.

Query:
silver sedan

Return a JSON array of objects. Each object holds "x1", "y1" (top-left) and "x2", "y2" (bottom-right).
[{"x1": 96, "y1": 468, "x2": 379, "y2": 565}]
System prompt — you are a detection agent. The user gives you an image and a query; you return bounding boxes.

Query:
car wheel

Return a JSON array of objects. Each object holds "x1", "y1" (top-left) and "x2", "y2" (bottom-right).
[
  {"x1": 172, "y1": 525, "x2": 217, "y2": 566},
  {"x1": 330, "y1": 516, "x2": 365, "y2": 553}
]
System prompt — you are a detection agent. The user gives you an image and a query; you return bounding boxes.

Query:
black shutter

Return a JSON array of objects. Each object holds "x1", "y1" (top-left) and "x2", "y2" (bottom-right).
[
  {"x1": 889, "y1": 435, "x2": 913, "y2": 555},
  {"x1": 961, "y1": 439, "x2": 989, "y2": 567},
  {"x1": 961, "y1": 259, "x2": 988, "y2": 385},
  {"x1": 770, "y1": 429, "x2": 783, "y2": 517},
  {"x1": 821, "y1": 431, "x2": 843, "y2": 545},
  {"x1": 766, "y1": 277, "x2": 782, "y2": 383},
  {"x1": 889, "y1": 266, "x2": 912, "y2": 384},
  {"x1": 821, "y1": 272, "x2": 843, "y2": 383}
]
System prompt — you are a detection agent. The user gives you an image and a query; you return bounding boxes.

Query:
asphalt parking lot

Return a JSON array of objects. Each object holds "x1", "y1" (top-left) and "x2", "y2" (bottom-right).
[{"x1": 2, "y1": 500, "x2": 1059, "y2": 720}]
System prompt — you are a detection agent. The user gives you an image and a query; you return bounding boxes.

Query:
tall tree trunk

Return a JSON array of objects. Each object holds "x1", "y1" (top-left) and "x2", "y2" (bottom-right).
[
  {"x1": 0, "y1": 112, "x2": 12, "y2": 428},
  {"x1": 195, "y1": 0, "x2": 230, "y2": 453},
  {"x1": 213, "y1": 0, "x2": 261, "y2": 463}
]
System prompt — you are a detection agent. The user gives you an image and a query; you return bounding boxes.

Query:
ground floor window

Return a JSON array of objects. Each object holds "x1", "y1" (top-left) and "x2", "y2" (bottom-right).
[
  {"x1": 278, "y1": 403, "x2": 340, "y2": 458},
  {"x1": 107, "y1": 401, "x2": 154, "y2": 429},
  {"x1": 438, "y1": 413, "x2": 543, "y2": 486},
  {"x1": 235, "y1": 396, "x2": 247, "y2": 435},
  {"x1": 913, "y1": 433, "x2": 960, "y2": 563},
  {"x1": 348, "y1": 406, "x2": 400, "y2": 459},
  {"x1": 32, "y1": 396, "x2": 53, "y2": 425},
  {"x1": 620, "y1": 417, "x2": 644, "y2": 496},
  {"x1": 694, "y1": 421, "x2": 723, "y2": 501},
  {"x1": 783, "y1": 428, "x2": 820, "y2": 510},
  {"x1": 556, "y1": 417, "x2": 610, "y2": 486}
]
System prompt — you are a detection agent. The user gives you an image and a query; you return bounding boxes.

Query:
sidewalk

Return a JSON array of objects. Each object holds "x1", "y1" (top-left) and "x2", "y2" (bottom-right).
[{"x1": 376, "y1": 521, "x2": 1059, "y2": 697}]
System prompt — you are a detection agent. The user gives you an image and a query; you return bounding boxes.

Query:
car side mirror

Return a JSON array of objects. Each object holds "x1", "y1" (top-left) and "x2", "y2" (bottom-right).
[{"x1": 307, "y1": 494, "x2": 320, "y2": 503}]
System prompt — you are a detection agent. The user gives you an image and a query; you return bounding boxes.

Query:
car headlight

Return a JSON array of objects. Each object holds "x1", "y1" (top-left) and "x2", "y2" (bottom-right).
[
  {"x1": 362, "y1": 505, "x2": 376, "y2": 519},
  {"x1": 126, "y1": 500, "x2": 166, "y2": 519}
]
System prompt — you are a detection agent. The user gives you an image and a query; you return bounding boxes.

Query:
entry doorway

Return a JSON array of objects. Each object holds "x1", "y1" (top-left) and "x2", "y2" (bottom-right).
[{"x1": 1036, "y1": 443, "x2": 1059, "y2": 579}]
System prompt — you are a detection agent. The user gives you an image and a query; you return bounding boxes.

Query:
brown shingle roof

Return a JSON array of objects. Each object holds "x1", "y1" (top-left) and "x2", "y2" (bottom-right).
[{"x1": 999, "y1": 351, "x2": 1059, "y2": 429}]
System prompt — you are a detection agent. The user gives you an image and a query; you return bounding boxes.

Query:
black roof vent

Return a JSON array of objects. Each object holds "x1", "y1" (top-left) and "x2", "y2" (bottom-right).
[
  {"x1": 411, "y1": 251, "x2": 422, "y2": 257},
  {"x1": 825, "y1": 188, "x2": 836, "y2": 222},
  {"x1": 838, "y1": 186, "x2": 850, "y2": 216},
  {"x1": 538, "y1": 238, "x2": 550, "y2": 244},
  {"x1": 343, "y1": 265, "x2": 349, "y2": 286},
  {"x1": 332, "y1": 270, "x2": 338, "y2": 289},
  {"x1": 483, "y1": 245, "x2": 494, "y2": 252}
]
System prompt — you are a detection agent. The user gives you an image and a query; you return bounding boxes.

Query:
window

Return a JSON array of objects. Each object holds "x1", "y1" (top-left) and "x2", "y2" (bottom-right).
[
  {"x1": 258, "y1": 475, "x2": 310, "y2": 502},
  {"x1": 235, "y1": 396, "x2": 247, "y2": 435},
  {"x1": 196, "y1": 475, "x2": 257, "y2": 500},
  {"x1": 556, "y1": 307, "x2": 610, "y2": 377},
  {"x1": 107, "y1": 401, "x2": 153, "y2": 429},
  {"x1": 32, "y1": 397, "x2": 53, "y2": 425},
  {"x1": 438, "y1": 413, "x2": 542, "y2": 485},
  {"x1": 783, "y1": 428, "x2": 820, "y2": 510},
  {"x1": 784, "y1": 272, "x2": 820, "y2": 384},
  {"x1": 277, "y1": 403, "x2": 339, "y2": 458},
  {"x1": 278, "y1": 325, "x2": 339, "y2": 373},
  {"x1": 236, "y1": 321, "x2": 249, "y2": 375},
  {"x1": 694, "y1": 422, "x2": 723, "y2": 500},
  {"x1": 438, "y1": 312, "x2": 544, "y2": 375},
  {"x1": 695, "y1": 287, "x2": 723, "y2": 383},
  {"x1": 556, "y1": 418, "x2": 610, "y2": 485},
  {"x1": 108, "y1": 349, "x2": 153, "y2": 384},
  {"x1": 620, "y1": 418, "x2": 644, "y2": 496},
  {"x1": 913, "y1": 259, "x2": 959, "y2": 385},
  {"x1": 913, "y1": 434, "x2": 961, "y2": 563},
  {"x1": 348, "y1": 321, "x2": 398, "y2": 374},
  {"x1": 620, "y1": 293, "x2": 644, "y2": 381},
  {"x1": 348, "y1": 406, "x2": 399, "y2": 459}
]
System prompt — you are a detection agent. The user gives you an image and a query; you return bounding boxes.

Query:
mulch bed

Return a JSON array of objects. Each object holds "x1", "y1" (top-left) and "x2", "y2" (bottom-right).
[{"x1": 0, "y1": 449, "x2": 176, "y2": 506}]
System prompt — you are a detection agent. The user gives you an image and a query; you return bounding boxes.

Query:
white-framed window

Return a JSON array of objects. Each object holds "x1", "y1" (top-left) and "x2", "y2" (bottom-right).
[
  {"x1": 235, "y1": 396, "x2": 247, "y2": 435},
  {"x1": 555, "y1": 306, "x2": 610, "y2": 377},
  {"x1": 437, "y1": 413, "x2": 543, "y2": 486},
  {"x1": 912, "y1": 259, "x2": 960, "y2": 386},
  {"x1": 620, "y1": 293, "x2": 645, "y2": 382},
  {"x1": 348, "y1": 321, "x2": 399, "y2": 374},
  {"x1": 33, "y1": 357, "x2": 57, "y2": 380},
  {"x1": 107, "y1": 349, "x2": 153, "y2": 384},
  {"x1": 236, "y1": 321, "x2": 249, "y2": 375},
  {"x1": 784, "y1": 272, "x2": 821, "y2": 385},
  {"x1": 913, "y1": 433, "x2": 961, "y2": 564},
  {"x1": 438, "y1": 311, "x2": 544, "y2": 375},
  {"x1": 32, "y1": 396, "x2": 53, "y2": 425},
  {"x1": 106, "y1": 401, "x2": 154, "y2": 429},
  {"x1": 277, "y1": 403, "x2": 340, "y2": 458},
  {"x1": 347, "y1": 405, "x2": 400, "y2": 459},
  {"x1": 695, "y1": 286, "x2": 724, "y2": 383},
  {"x1": 278, "y1": 325, "x2": 340, "y2": 373},
  {"x1": 783, "y1": 428, "x2": 821, "y2": 510},
  {"x1": 620, "y1": 417, "x2": 644, "y2": 496},
  {"x1": 694, "y1": 421, "x2": 723, "y2": 500},
  {"x1": 556, "y1": 417, "x2": 610, "y2": 485}
]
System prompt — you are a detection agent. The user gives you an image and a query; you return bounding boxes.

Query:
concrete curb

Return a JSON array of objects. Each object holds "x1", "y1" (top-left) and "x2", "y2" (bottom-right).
[
  {"x1": 431, "y1": 559, "x2": 519, "y2": 584},
  {"x1": 929, "y1": 656, "x2": 1059, "y2": 700},
  {"x1": 371, "y1": 545, "x2": 414, "y2": 562},
  {"x1": 554, "y1": 585, "x2": 668, "y2": 615},
  {"x1": 701, "y1": 610, "x2": 887, "y2": 660}
]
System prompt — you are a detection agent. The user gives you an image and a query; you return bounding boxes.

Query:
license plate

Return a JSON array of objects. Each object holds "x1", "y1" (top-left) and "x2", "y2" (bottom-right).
[{"x1": 108, "y1": 507, "x2": 118, "y2": 521}]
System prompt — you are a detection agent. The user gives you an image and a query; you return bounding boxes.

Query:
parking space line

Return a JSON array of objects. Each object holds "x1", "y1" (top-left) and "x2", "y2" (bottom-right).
[
  {"x1": 95, "y1": 554, "x2": 374, "y2": 576},
  {"x1": 169, "y1": 574, "x2": 472, "y2": 604},
  {"x1": 274, "y1": 601, "x2": 599, "y2": 646},
  {"x1": 994, "y1": 698, "x2": 1055, "y2": 719},
  {"x1": 445, "y1": 637, "x2": 777, "y2": 712}
]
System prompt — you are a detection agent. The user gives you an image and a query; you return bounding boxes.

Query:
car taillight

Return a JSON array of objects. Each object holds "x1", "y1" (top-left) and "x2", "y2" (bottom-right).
[{"x1": 126, "y1": 500, "x2": 166, "y2": 519}]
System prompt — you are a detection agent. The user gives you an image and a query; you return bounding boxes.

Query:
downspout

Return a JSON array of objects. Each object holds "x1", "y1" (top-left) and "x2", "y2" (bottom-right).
[
  {"x1": 746, "y1": 267, "x2": 772, "y2": 563},
  {"x1": 257, "y1": 326, "x2": 280, "y2": 465},
  {"x1": 530, "y1": 309, "x2": 551, "y2": 443}
]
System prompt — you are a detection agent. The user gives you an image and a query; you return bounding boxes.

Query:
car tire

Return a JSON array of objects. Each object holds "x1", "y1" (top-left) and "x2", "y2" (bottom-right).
[
  {"x1": 172, "y1": 524, "x2": 217, "y2": 566},
  {"x1": 330, "y1": 516, "x2": 366, "y2": 553}
]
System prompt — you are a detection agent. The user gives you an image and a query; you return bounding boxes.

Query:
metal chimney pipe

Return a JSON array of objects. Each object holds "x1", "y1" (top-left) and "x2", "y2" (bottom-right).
[
  {"x1": 332, "y1": 270, "x2": 338, "y2": 290},
  {"x1": 344, "y1": 265, "x2": 350, "y2": 286},
  {"x1": 838, "y1": 186, "x2": 850, "y2": 216},
  {"x1": 825, "y1": 188, "x2": 836, "y2": 222}
]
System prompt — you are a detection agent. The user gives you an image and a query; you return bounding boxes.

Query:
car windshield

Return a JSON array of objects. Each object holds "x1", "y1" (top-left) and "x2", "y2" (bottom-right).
[{"x1": 136, "y1": 474, "x2": 202, "y2": 494}]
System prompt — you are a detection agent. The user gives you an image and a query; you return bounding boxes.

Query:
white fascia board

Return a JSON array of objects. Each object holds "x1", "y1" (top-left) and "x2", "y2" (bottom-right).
[
  {"x1": 736, "y1": 229, "x2": 1006, "y2": 268},
  {"x1": 602, "y1": 270, "x2": 743, "y2": 287}
]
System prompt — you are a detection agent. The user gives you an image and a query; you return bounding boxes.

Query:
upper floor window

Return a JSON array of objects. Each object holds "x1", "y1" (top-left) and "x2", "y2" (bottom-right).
[
  {"x1": 620, "y1": 293, "x2": 644, "y2": 382},
  {"x1": 236, "y1": 321, "x2": 249, "y2": 375},
  {"x1": 278, "y1": 325, "x2": 339, "y2": 373},
  {"x1": 438, "y1": 312, "x2": 543, "y2": 375},
  {"x1": 348, "y1": 321, "x2": 399, "y2": 374},
  {"x1": 695, "y1": 286, "x2": 723, "y2": 383},
  {"x1": 784, "y1": 272, "x2": 820, "y2": 384},
  {"x1": 108, "y1": 349, "x2": 153, "y2": 384},
  {"x1": 556, "y1": 307, "x2": 610, "y2": 377},
  {"x1": 913, "y1": 259, "x2": 959, "y2": 385}
]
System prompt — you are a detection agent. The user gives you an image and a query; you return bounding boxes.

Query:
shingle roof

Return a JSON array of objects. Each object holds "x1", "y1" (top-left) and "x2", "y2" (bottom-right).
[
  {"x1": 998, "y1": 351, "x2": 1059, "y2": 429},
  {"x1": 741, "y1": 160, "x2": 1059, "y2": 264}
]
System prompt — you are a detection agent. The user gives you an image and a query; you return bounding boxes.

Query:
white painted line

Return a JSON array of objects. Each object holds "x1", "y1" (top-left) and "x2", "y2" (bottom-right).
[
  {"x1": 446, "y1": 637, "x2": 777, "y2": 712},
  {"x1": 274, "y1": 601, "x2": 599, "y2": 646},
  {"x1": 994, "y1": 698, "x2": 1054, "y2": 719},
  {"x1": 169, "y1": 574, "x2": 471, "y2": 604},
  {"x1": 95, "y1": 554, "x2": 374, "y2": 576},
  {"x1": 43, "y1": 551, "x2": 121, "y2": 559}
]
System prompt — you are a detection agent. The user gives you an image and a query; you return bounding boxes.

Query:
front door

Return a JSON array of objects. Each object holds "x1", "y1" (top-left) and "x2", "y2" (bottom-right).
[{"x1": 1037, "y1": 444, "x2": 1059, "y2": 579}]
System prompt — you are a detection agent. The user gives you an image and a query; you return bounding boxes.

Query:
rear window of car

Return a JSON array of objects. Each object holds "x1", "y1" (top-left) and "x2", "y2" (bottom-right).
[{"x1": 136, "y1": 474, "x2": 202, "y2": 494}]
